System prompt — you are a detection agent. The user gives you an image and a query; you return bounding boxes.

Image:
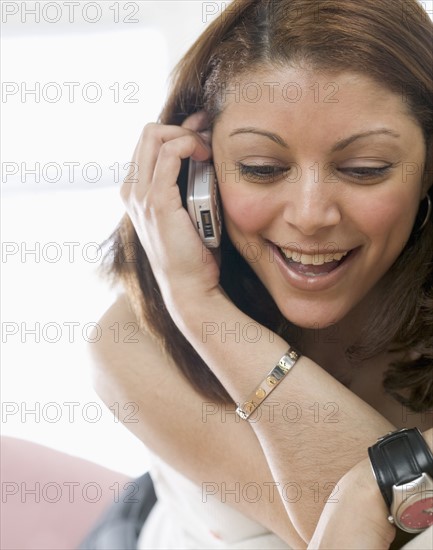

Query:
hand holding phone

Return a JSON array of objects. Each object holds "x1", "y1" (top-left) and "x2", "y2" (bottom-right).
[{"x1": 187, "y1": 159, "x2": 222, "y2": 248}]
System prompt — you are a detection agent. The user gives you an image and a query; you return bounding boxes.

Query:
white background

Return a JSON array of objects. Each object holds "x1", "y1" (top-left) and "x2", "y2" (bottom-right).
[
  {"x1": 1, "y1": 0, "x2": 230, "y2": 477},
  {"x1": 2, "y1": 1, "x2": 433, "y2": 477}
]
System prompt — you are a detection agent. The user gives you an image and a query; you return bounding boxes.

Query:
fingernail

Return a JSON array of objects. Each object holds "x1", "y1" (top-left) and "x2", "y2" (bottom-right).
[{"x1": 198, "y1": 130, "x2": 212, "y2": 144}]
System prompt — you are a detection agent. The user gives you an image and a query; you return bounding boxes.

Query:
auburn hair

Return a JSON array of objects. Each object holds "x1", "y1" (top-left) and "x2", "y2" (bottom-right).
[{"x1": 98, "y1": 0, "x2": 433, "y2": 411}]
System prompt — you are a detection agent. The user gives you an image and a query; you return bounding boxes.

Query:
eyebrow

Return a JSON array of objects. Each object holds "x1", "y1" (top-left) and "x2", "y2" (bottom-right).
[
  {"x1": 229, "y1": 128, "x2": 288, "y2": 147},
  {"x1": 228, "y1": 127, "x2": 401, "y2": 151},
  {"x1": 332, "y1": 129, "x2": 401, "y2": 151}
]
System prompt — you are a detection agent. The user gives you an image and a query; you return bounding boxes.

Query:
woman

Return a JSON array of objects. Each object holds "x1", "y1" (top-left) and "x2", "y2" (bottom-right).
[{"x1": 84, "y1": 0, "x2": 433, "y2": 548}]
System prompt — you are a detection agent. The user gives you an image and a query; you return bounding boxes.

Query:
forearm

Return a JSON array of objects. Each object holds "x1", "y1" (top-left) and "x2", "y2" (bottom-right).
[
  {"x1": 308, "y1": 428, "x2": 433, "y2": 550},
  {"x1": 172, "y1": 290, "x2": 395, "y2": 541},
  {"x1": 90, "y1": 294, "x2": 306, "y2": 548}
]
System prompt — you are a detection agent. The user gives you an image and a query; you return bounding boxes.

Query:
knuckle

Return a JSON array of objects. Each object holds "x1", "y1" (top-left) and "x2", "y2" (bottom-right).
[
  {"x1": 159, "y1": 134, "x2": 194, "y2": 157},
  {"x1": 159, "y1": 140, "x2": 176, "y2": 157},
  {"x1": 142, "y1": 191, "x2": 162, "y2": 219},
  {"x1": 140, "y1": 122, "x2": 161, "y2": 143},
  {"x1": 142, "y1": 121, "x2": 159, "y2": 135}
]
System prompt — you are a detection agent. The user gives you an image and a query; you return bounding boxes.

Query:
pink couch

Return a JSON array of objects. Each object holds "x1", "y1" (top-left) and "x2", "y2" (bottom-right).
[{"x1": 1, "y1": 437, "x2": 130, "y2": 550}]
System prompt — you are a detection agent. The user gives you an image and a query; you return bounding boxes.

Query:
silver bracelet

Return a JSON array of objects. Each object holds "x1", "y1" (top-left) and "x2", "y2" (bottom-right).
[{"x1": 236, "y1": 347, "x2": 301, "y2": 420}]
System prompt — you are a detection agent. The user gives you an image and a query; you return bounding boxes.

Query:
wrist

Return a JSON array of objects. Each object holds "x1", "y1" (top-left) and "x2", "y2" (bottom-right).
[
  {"x1": 368, "y1": 427, "x2": 433, "y2": 534},
  {"x1": 307, "y1": 458, "x2": 396, "y2": 550},
  {"x1": 165, "y1": 287, "x2": 289, "y2": 403},
  {"x1": 345, "y1": 458, "x2": 396, "y2": 545},
  {"x1": 165, "y1": 284, "x2": 235, "y2": 333},
  {"x1": 171, "y1": 285, "x2": 281, "y2": 345}
]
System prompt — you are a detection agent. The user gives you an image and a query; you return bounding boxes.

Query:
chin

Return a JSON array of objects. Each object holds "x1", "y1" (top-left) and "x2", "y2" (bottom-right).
[
  {"x1": 275, "y1": 300, "x2": 350, "y2": 331},
  {"x1": 284, "y1": 316, "x2": 340, "y2": 331}
]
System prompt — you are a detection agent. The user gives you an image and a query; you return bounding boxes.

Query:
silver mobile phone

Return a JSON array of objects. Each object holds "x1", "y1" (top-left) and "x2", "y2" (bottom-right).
[{"x1": 187, "y1": 158, "x2": 222, "y2": 248}]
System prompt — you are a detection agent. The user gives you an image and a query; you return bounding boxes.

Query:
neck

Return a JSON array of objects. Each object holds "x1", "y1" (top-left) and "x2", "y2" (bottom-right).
[{"x1": 291, "y1": 286, "x2": 384, "y2": 386}]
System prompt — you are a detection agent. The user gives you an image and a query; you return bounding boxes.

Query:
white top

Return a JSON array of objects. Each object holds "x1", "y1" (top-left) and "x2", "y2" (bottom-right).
[
  {"x1": 137, "y1": 454, "x2": 290, "y2": 549},
  {"x1": 137, "y1": 453, "x2": 433, "y2": 549}
]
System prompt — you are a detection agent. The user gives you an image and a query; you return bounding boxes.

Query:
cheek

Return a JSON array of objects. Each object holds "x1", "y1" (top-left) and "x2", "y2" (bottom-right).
[
  {"x1": 220, "y1": 186, "x2": 273, "y2": 235},
  {"x1": 350, "y1": 186, "x2": 419, "y2": 243}
]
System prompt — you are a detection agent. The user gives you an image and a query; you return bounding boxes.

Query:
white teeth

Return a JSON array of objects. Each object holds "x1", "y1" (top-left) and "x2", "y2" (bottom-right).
[{"x1": 280, "y1": 249, "x2": 348, "y2": 265}]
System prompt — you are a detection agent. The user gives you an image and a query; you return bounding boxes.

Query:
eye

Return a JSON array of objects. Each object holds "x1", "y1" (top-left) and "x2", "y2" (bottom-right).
[
  {"x1": 237, "y1": 163, "x2": 289, "y2": 182},
  {"x1": 338, "y1": 165, "x2": 393, "y2": 182}
]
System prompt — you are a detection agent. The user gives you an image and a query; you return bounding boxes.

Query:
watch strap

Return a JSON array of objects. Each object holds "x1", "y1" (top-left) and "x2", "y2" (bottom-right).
[{"x1": 368, "y1": 428, "x2": 433, "y2": 508}]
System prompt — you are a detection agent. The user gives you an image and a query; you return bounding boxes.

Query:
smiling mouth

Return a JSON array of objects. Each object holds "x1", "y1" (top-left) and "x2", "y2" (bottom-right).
[{"x1": 276, "y1": 246, "x2": 354, "y2": 277}]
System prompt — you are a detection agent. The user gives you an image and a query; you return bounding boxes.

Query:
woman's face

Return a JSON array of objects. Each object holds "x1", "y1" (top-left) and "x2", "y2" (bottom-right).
[{"x1": 211, "y1": 67, "x2": 427, "y2": 329}]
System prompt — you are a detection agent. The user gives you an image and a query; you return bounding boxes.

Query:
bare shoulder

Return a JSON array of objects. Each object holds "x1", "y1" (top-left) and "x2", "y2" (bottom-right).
[
  {"x1": 87, "y1": 292, "x2": 230, "y2": 457},
  {"x1": 88, "y1": 292, "x2": 166, "y2": 396},
  {"x1": 92, "y1": 291, "x2": 162, "y2": 350},
  {"x1": 90, "y1": 294, "x2": 162, "y2": 368},
  {"x1": 87, "y1": 293, "x2": 191, "y2": 441}
]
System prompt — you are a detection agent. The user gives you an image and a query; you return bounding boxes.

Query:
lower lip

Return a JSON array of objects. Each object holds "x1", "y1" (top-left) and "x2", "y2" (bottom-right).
[{"x1": 268, "y1": 242, "x2": 360, "y2": 292}]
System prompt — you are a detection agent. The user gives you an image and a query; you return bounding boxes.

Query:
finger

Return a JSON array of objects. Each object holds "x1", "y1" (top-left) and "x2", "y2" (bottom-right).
[
  {"x1": 197, "y1": 129, "x2": 212, "y2": 147},
  {"x1": 122, "y1": 123, "x2": 209, "y2": 199},
  {"x1": 150, "y1": 134, "x2": 212, "y2": 202},
  {"x1": 182, "y1": 112, "x2": 212, "y2": 148},
  {"x1": 123, "y1": 124, "x2": 184, "y2": 194},
  {"x1": 143, "y1": 128, "x2": 211, "y2": 189},
  {"x1": 137, "y1": 123, "x2": 210, "y2": 171},
  {"x1": 135, "y1": 123, "x2": 189, "y2": 186},
  {"x1": 181, "y1": 110, "x2": 211, "y2": 132}
]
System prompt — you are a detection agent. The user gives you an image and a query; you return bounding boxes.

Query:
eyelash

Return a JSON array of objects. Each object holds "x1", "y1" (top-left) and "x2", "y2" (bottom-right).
[
  {"x1": 340, "y1": 166, "x2": 392, "y2": 180},
  {"x1": 237, "y1": 163, "x2": 393, "y2": 183},
  {"x1": 237, "y1": 164, "x2": 287, "y2": 181}
]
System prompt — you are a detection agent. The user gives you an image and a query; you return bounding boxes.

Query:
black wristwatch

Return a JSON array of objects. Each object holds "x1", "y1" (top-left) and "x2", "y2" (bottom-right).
[{"x1": 368, "y1": 427, "x2": 433, "y2": 533}]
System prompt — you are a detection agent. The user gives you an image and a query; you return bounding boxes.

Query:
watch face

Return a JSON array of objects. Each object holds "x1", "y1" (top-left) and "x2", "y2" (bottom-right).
[{"x1": 399, "y1": 495, "x2": 433, "y2": 532}]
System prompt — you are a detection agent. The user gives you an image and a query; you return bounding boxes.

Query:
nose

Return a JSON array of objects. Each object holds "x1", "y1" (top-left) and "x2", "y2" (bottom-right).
[{"x1": 282, "y1": 167, "x2": 342, "y2": 236}]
